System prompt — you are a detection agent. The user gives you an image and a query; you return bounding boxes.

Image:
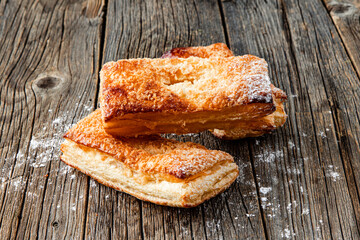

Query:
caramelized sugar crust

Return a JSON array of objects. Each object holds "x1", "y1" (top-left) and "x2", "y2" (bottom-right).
[
  {"x1": 161, "y1": 43, "x2": 234, "y2": 59},
  {"x1": 63, "y1": 110, "x2": 235, "y2": 180},
  {"x1": 161, "y1": 43, "x2": 288, "y2": 139},
  {"x1": 100, "y1": 55, "x2": 274, "y2": 121}
]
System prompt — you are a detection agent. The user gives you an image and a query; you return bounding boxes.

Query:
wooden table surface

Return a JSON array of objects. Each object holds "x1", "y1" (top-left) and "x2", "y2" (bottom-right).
[{"x1": 1, "y1": 0, "x2": 360, "y2": 239}]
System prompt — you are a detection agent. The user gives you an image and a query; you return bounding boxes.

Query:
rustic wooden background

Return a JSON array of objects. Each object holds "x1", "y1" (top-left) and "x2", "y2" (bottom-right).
[{"x1": 1, "y1": 0, "x2": 360, "y2": 239}]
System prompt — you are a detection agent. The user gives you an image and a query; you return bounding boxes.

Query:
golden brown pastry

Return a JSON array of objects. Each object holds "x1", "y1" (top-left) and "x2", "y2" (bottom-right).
[
  {"x1": 161, "y1": 43, "x2": 287, "y2": 139},
  {"x1": 100, "y1": 55, "x2": 275, "y2": 137},
  {"x1": 60, "y1": 110, "x2": 239, "y2": 207},
  {"x1": 211, "y1": 86, "x2": 287, "y2": 139},
  {"x1": 161, "y1": 43, "x2": 234, "y2": 58}
]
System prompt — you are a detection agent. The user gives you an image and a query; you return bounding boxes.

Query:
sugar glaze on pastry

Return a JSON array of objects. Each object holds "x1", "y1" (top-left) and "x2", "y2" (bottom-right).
[
  {"x1": 60, "y1": 110, "x2": 239, "y2": 207},
  {"x1": 161, "y1": 43, "x2": 288, "y2": 139},
  {"x1": 100, "y1": 55, "x2": 275, "y2": 137}
]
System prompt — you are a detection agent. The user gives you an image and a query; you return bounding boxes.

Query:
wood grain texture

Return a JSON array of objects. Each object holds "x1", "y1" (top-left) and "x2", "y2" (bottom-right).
[
  {"x1": 221, "y1": 0, "x2": 360, "y2": 239},
  {"x1": 0, "y1": 0, "x2": 104, "y2": 239},
  {"x1": 88, "y1": 0, "x2": 266, "y2": 239},
  {"x1": 322, "y1": 0, "x2": 360, "y2": 76},
  {"x1": 1, "y1": 0, "x2": 360, "y2": 239}
]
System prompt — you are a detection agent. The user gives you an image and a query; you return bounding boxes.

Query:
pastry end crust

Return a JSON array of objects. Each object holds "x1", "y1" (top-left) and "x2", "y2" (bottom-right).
[{"x1": 161, "y1": 43, "x2": 234, "y2": 59}]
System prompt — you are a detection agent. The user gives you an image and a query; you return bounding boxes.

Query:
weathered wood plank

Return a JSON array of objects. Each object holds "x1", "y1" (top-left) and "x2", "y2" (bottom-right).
[
  {"x1": 322, "y1": 0, "x2": 360, "y2": 76},
  {"x1": 0, "y1": 0, "x2": 104, "y2": 239},
  {"x1": 2, "y1": 0, "x2": 359, "y2": 239},
  {"x1": 87, "y1": 0, "x2": 266, "y2": 239},
  {"x1": 319, "y1": 5, "x2": 360, "y2": 228},
  {"x1": 221, "y1": 0, "x2": 360, "y2": 239}
]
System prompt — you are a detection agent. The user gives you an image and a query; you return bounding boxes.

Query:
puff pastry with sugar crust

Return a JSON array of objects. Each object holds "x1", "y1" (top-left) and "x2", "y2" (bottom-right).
[
  {"x1": 161, "y1": 43, "x2": 287, "y2": 139},
  {"x1": 161, "y1": 43, "x2": 234, "y2": 59},
  {"x1": 60, "y1": 110, "x2": 239, "y2": 207},
  {"x1": 212, "y1": 86, "x2": 287, "y2": 139},
  {"x1": 100, "y1": 55, "x2": 275, "y2": 137}
]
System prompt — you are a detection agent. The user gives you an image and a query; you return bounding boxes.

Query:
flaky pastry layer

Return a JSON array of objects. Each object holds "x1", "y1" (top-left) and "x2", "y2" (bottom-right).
[
  {"x1": 61, "y1": 140, "x2": 238, "y2": 207},
  {"x1": 212, "y1": 88, "x2": 287, "y2": 139},
  {"x1": 100, "y1": 55, "x2": 275, "y2": 136},
  {"x1": 103, "y1": 103, "x2": 275, "y2": 137},
  {"x1": 60, "y1": 110, "x2": 239, "y2": 207},
  {"x1": 162, "y1": 43, "x2": 288, "y2": 139}
]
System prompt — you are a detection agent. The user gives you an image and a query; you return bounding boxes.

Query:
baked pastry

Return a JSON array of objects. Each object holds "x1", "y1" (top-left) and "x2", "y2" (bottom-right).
[
  {"x1": 161, "y1": 43, "x2": 234, "y2": 59},
  {"x1": 60, "y1": 110, "x2": 239, "y2": 207},
  {"x1": 161, "y1": 43, "x2": 287, "y2": 139},
  {"x1": 100, "y1": 55, "x2": 275, "y2": 137},
  {"x1": 211, "y1": 85, "x2": 287, "y2": 139}
]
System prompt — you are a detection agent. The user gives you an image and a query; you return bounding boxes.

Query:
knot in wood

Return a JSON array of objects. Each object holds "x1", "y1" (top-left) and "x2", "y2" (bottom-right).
[
  {"x1": 330, "y1": 3, "x2": 356, "y2": 16},
  {"x1": 36, "y1": 76, "x2": 59, "y2": 89},
  {"x1": 32, "y1": 71, "x2": 68, "y2": 93},
  {"x1": 52, "y1": 221, "x2": 59, "y2": 228}
]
